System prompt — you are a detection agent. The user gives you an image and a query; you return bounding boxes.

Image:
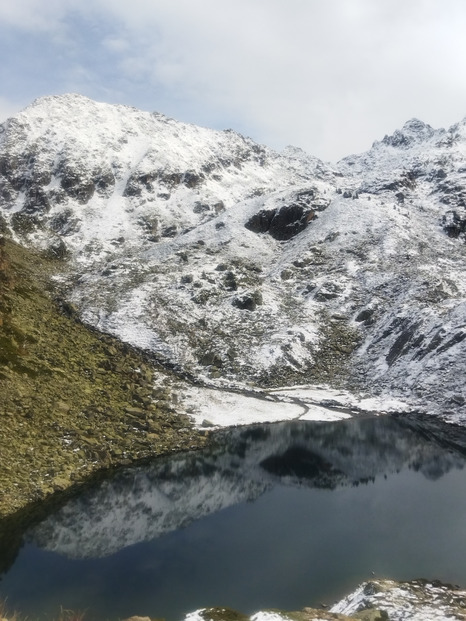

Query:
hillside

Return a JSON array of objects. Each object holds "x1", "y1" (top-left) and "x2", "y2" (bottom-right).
[
  {"x1": 0, "y1": 236, "x2": 205, "y2": 516},
  {"x1": 1, "y1": 94, "x2": 466, "y2": 426}
]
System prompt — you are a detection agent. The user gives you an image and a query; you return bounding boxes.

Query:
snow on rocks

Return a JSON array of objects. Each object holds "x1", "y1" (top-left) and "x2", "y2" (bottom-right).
[
  {"x1": 180, "y1": 580, "x2": 466, "y2": 620},
  {"x1": 331, "y1": 579, "x2": 466, "y2": 621},
  {"x1": 1, "y1": 95, "x2": 466, "y2": 425},
  {"x1": 182, "y1": 382, "x2": 411, "y2": 429}
]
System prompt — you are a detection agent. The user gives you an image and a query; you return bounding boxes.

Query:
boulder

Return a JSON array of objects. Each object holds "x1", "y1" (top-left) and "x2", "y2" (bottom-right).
[{"x1": 245, "y1": 204, "x2": 314, "y2": 240}]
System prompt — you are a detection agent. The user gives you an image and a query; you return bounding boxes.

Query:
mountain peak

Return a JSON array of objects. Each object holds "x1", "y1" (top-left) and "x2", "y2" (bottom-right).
[
  {"x1": 25, "y1": 92, "x2": 104, "y2": 115},
  {"x1": 401, "y1": 117, "x2": 433, "y2": 132},
  {"x1": 380, "y1": 118, "x2": 435, "y2": 148}
]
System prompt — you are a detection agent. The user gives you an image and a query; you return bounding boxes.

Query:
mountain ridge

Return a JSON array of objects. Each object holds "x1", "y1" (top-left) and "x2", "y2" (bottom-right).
[{"x1": 1, "y1": 94, "x2": 466, "y2": 424}]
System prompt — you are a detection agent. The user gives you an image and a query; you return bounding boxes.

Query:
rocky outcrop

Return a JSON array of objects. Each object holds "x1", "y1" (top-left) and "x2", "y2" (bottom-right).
[
  {"x1": 442, "y1": 209, "x2": 466, "y2": 238},
  {"x1": 331, "y1": 579, "x2": 466, "y2": 621},
  {"x1": 380, "y1": 118, "x2": 436, "y2": 148},
  {"x1": 245, "y1": 204, "x2": 315, "y2": 240},
  {"x1": 181, "y1": 579, "x2": 466, "y2": 621}
]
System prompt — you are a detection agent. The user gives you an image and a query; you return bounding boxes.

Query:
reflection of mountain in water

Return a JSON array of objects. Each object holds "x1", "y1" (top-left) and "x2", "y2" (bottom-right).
[{"x1": 26, "y1": 416, "x2": 466, "y2": 559}]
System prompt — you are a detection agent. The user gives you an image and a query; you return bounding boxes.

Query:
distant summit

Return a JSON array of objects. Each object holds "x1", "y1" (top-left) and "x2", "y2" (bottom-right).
[{"x1": 381, "y1": 118, "x2": 436, "y2": 147}]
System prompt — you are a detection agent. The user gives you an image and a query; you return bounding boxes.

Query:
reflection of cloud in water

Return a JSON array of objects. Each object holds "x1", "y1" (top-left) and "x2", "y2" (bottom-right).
[{"x1": 28, "y1": 416, "x2": 466, "y2": 559}]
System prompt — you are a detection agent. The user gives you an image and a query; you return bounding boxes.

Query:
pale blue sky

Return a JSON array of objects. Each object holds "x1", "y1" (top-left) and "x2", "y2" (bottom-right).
[{"x1": 2, "y1": 0, "x2": 466, "y2": 161}]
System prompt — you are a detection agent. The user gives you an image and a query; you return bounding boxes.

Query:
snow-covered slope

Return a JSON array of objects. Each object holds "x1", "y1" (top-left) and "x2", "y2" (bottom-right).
[{"x1": 1, "y1": 95, "x2": 466, "y2": 421}]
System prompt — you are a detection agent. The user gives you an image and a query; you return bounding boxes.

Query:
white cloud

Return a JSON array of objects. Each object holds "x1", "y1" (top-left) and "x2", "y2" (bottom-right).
[
  {"x1": 87, "y1": 0, "x2": 466, "y2": 158},
  {"x1": 101, "y1": 37, "x2": 131, "y2": 54},
  {"x1": 3, "y1": 0, "x2": 466, "y2": 159},
  {"x1": 0, "y1": 0, "x2": 75, "y2": 31}
]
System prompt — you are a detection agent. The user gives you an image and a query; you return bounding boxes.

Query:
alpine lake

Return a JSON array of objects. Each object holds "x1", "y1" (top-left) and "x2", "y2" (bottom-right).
[{"x1": 1, "y1": 413, "x2": 466, "y2": 620}]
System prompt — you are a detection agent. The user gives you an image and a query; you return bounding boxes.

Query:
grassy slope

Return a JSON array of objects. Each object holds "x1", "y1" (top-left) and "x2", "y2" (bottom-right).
[{"x1": 0, "y1": 236, "x2": 205, "y2": 516}]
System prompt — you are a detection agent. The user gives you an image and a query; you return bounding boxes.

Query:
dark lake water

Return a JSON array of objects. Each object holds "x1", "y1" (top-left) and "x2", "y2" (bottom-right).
[{"x1": 1, "y1": 414, "x2": 466, "y2": 620}]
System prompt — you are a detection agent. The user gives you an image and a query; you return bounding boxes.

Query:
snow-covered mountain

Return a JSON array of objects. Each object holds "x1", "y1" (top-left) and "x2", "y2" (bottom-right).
[{"x1": 1, "y1": 94, "x2": 466, "y2": 421}]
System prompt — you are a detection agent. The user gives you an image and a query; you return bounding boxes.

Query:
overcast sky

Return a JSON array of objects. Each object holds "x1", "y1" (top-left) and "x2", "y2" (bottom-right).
[{"x1": 1, "y1": 0, "x2": 466, "y2": 161}]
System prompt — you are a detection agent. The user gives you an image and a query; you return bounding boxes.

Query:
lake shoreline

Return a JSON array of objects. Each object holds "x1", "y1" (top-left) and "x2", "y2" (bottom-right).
[{"x1": 2, "y1": 578, "x2": 466, "y2": 621}]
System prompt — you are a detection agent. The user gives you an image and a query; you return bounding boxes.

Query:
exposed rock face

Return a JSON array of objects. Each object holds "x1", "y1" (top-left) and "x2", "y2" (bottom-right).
[
  {"x1": 245, "y1": 204, "x2": 316, "y2": 240},
  {"x1": 380, "y1": 118, "x2": 436, "y2": 148},
  {"x1": 1, "y1": 95, "x2": 466, "y2": 422},
  {"x1": 232, "y1": 290, "x2": 263, "y2": 311},
  {"x1": 442, "y1": 209, "x2": 466, "y2": 238}
]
